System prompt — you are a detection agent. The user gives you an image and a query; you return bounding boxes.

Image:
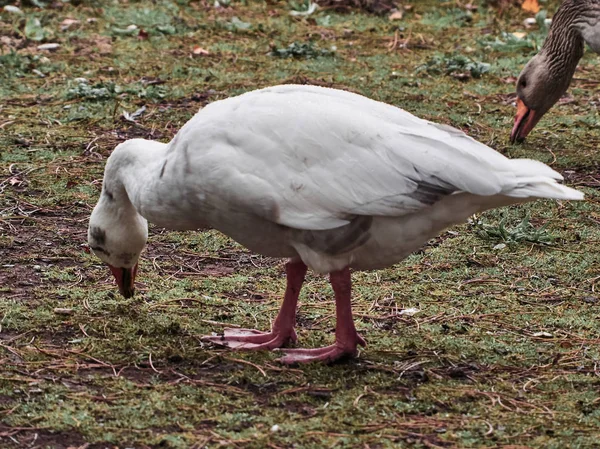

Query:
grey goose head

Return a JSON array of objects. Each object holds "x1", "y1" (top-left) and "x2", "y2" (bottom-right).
[{"x1": 511, "y1": 0, "x2": 600, "y2": 142}]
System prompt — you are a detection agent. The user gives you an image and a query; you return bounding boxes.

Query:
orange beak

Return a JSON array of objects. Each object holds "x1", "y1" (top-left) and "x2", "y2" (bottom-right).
[
  {"x1": 108, "y1": 263, "x2": 138, "y2": 298},
  {"x1": 510, "y1": 98, "x2": 540, "y2": 143}
]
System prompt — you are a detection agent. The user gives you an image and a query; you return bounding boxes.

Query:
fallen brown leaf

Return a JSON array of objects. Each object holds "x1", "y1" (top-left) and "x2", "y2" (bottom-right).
[
  {"x1": 521, "y1": 0, "x2": 540, "y2": 13},
  {"x1": 95, "y1": 36, "x2": 113, "y2": 55},
  {"x1": 60, "y1": 18, "x2": 80, "y2": 31},
  {"x1": 54, "y1": 308, "x2": 74, "y2": 315},
  {"x1": 75, "y1": 35, "x2": 113, "y2": 56},
  {"x1": 192, "y1": 46, "x2": 210, "y2": 56},
  {"x1": 388, "y1": 10, "x2": 403, "y2": 20}
]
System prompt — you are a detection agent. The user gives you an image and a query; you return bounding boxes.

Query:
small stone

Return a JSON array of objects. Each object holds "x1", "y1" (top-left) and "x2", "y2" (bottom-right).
[
  {"x1": 37, "y1": 43, "x2": 61, "y2": 51},
  {"x1": 4, "y1": 5, "x2": 23, "y2": 14}
]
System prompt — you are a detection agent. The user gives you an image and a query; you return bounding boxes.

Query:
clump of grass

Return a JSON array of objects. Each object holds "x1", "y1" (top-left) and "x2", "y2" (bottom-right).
[
  {"x1": 270, "y1": 41, "x2": 334, "y2": 59},
  {"x1": 417, "y1": 53, "x2": 490, "y2": 79},
  {"x1": 289, "y1": 0, "x2": 317, "y2": 13},
  {"x1": 224, "y1": 16, "x2": 253, "y2": 32},
  {"x1": 66, "y1": 79, "x2": 119, "y2": 100},
  {"x1": 471, "y1": 214, "x2": 556, "y2": 246},
  {"x1": 0, "y1": 51, "x2": 58, "y2": 79},
  {"x1": 24, "y1": 16, "x2": 53, "y2": 41},
  {"x1": 0, "y1": 51, "x2": 33, "y2": 77},
  {"x1": 421, "y1": 8, "x2": 473, "y2": 29},
  {"x1": 478, "y1": 10, "x2": 550, "y2": 53},
  {"x1": 478, "y1": 31, "x2": 541, "y2": 53}
]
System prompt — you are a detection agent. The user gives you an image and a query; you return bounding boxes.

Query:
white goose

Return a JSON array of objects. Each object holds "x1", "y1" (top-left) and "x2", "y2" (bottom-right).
[{"x1": 88, "y1": 84, "x2": 583, "y2": 364}]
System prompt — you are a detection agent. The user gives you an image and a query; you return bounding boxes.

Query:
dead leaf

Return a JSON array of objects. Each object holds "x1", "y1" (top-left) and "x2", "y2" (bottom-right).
[
  {"x1": 398, "y1": 307, "x2": 420, "y2": 316},
  {"x1": 557, "y1": 93, "x2": 576, "y2": 105},
  {"x1": 122, "y1": 105, "x2": 147, "y2": 122},
  {"x1": 0, "y1": 35, "x2": 23, "y2": 50},
  {"x1": 140, "y1": 76, "x2": 165, "y2": 86},
  {"x1": 192, "y1": 46, "x2": 210, "y2": 56},
  {"x1": 199, "y1": 265, "x2": 234, "y2": 277},
  {"x1": 95, "y1": 36, "x2": 113, "y2": 55},
  {"x1": 54, "y1": 308, "x2": 74, "y2": 315},
  {"x1": 388, "y1": 10, "x2": 403, "y2": 20},
  {"x1": 451, "y1": 72, "x2": 471, "y2": 81},
  {"x1": 511, "y1": 31, "x2": 527, "y2": 39},
  {"x1": 60, "y1": 18, "x2": 80, "y2": 31},
  {"x1": 138, "y1": 29, "x2": 149, "y2": 40},
  {"x1": 521, "y1": 0, "x2": 540, "y2": 13},
  {"x1": 532, "y1": 331, "x2": 553, "y2": 338}
]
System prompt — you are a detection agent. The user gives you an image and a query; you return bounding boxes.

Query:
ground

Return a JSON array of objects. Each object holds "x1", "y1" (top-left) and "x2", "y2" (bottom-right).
[{"x1": 1, "y1": 0, "x2": 600, "y2": 448}]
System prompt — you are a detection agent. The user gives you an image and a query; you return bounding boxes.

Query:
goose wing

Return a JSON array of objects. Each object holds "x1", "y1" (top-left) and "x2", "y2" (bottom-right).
[{"x1": 177, "y1": 85, "x2": 536, "y2": 231}]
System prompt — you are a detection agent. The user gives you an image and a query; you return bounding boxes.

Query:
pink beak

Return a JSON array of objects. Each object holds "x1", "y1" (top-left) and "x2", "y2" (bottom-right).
[
  {"x1": 108, "y1": 263, "x2": 138, "y2": 298},
  {"x1": 510, "y1": 98, "x2": 540, "y2": 143}
]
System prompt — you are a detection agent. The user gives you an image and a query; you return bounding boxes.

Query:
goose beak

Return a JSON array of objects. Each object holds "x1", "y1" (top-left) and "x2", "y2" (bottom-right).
[
  {"x1": 510, "y1": 98, "x2": 539, "y2": 143},
  {"x1": 108, "y1": 263, "x2": 138, "y2": 298}
]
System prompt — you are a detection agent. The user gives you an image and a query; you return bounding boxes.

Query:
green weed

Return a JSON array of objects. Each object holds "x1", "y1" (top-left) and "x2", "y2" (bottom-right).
[
  {"x1": 471, "y1": 213, "x2": 557, "y2": 246},
  {"x1": 417, "y1": 53, "x2": 491, "y2": 78},
  {"x1": 270, "y1": 41, "x2": 334, "y2": 59}
]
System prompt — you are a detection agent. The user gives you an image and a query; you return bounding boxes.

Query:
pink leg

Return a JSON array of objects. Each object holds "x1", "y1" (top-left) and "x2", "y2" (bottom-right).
[
  {"x1": 202, "y1": 260, "x2": 307, "y2": 350},
  {"x1": 277, "y1": 267, "x2": 366, "y2": 364}
]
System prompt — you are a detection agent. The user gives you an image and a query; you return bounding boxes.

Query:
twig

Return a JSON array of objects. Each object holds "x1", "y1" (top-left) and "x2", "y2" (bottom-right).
[{"x1": 222, "y1": 356, "x2": 267, "y2": 377}]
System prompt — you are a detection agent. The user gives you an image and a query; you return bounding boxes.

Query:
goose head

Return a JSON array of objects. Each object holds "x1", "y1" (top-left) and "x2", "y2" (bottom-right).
[
  {"x1": 510, "y1": 54, "x2": 573, "y2": 143},
  {"x1": 510, "y1": 0, "x2": 591, "y2": 143},
  {"x1": 88, "y1": 189, "x2": 148, "y2": 298}
]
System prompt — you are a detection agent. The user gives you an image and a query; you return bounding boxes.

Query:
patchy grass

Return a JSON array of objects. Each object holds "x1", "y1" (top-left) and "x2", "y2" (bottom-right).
[{"x1": 1, "y1": 0, "x2": 600, "y2": 448}]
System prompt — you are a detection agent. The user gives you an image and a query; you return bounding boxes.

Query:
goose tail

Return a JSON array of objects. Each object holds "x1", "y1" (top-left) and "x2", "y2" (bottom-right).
[{"x1": 504, "y1": 159, "x2": 584, "y2": 201}]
